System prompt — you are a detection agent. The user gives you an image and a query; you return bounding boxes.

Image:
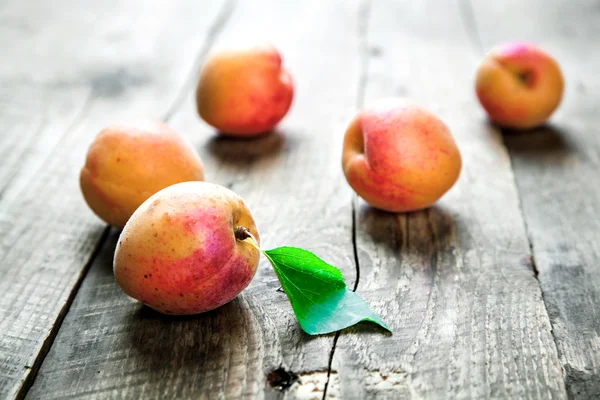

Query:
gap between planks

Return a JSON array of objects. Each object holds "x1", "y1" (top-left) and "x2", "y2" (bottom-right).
[
  {"x1": 14, "y1": 1, "x2": 237, "y2": 397},
  {"x1": 14, "y1": 226, "x2": 111, "y2": 400},
  {"x1": 323, "y1": 0, "x2": 566, "y2": 397},
  {"x1": 322, "y1": 0, "x2": 373, "y2": 397},
  {"x1": 456, "y1": 0, "x2": 545, "y2": 296},
  {"x1": 457, "y1": 0, "x2": 561, "y2": 384}
]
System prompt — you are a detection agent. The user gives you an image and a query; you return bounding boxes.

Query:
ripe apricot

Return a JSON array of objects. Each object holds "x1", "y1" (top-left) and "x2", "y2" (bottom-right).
[
  {"x1": 196, "y1": 44, "x2": 294, "y2": 136},
  {"x1": 342, "y1": 99, "x2": 461, "y2": 212},
  {"x1": 80, "y1": 120, "x2": 204, "y2": 227},
  {"x1": 114, "y1": 182, "x2": 260, "y2": 315}
]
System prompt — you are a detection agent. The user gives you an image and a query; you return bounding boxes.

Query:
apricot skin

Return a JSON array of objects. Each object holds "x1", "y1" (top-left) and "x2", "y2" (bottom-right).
[
  {"x1": 196, "y1": 45, "x2": 294, "y2": 136},
  {"x1": 80, "y1": 120, "x2": 204, "y2": 228},
  {"x1": 475, "y1": 42, "x2": 564, "y2": 129},
  {"x1": 113, "y1": 182, "x2": 260, "y2": 315},
  {"x1": 342, "y1": 100, "x2": 461, "y2": 212}
]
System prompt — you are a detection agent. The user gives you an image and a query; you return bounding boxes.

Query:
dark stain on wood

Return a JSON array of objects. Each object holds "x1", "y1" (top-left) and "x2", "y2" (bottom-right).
[
  {"x1": 90, "y1": 68, "x2": 151, "y2": 98},
  {"x1": 266, "y1": 367, "x2": 299, "y2": 391}
]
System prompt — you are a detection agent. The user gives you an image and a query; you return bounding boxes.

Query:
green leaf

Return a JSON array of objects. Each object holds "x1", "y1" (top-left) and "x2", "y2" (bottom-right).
[{"x1": 263, "y1": 246, "x2": 391, "y2": 335}]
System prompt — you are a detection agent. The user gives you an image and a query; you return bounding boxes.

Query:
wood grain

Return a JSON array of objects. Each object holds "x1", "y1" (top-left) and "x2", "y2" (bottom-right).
[
  {"x1": 0, "y1": 0, "x2": 229, "y2": 398},
  {"x1": 27, "y1": 0, "x2": 364, "y2": 398},
  {"x1": 0, "y1": 86, "x2": 85, "y2": 206},
  {"x1": 471, "y1": 0, "x2": 600, "y2": 397},
  {"x1": 329, "y1": 0, "x2": 568, "y2": 398},
  {"x1": 0, "y1": 0, "x2": 99, "y2": 208}
]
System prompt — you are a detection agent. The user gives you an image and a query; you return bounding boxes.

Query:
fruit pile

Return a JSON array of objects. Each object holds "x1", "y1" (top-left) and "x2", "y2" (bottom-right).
[{"x1": 80, "y1": 42, "x2": 564, "y2": 327}]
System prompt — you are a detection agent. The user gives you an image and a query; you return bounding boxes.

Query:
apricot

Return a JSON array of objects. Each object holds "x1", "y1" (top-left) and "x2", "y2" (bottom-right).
[
  {"x1": 342, "y1": 99, "x2": 461, "y2": 212},
  {"x1": 80, "y1": 120, "x2": 204, "y2": 228},
  {"x1": 114, "y1": 182, "x2": 260, "y2": 315},
  {"x1": 475, "y1": 42, "x2": 564, "y2": 129},
  {"x1": 196, "y1": 44, "x2": 294, "y2": 136}
]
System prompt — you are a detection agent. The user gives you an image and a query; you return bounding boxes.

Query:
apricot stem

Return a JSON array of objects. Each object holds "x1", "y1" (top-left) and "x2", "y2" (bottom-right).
[
  {"x1": 517, "y1": 70, "x2": 533, "y2": 86},
  {"x1": 234, "y1": 226, "x2": 261, "y2": 251}
]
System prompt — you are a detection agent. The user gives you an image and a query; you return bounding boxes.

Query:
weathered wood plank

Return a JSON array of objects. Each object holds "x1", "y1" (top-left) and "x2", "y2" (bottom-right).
[
  {"x1": 0, "y1": 0, "x2": 98, "y2": 208},
  {"x1": 471, "y1": 0, "x2": 600, "y2": 397},
  {"x1": 27, "y1": 0, "x2": 363, "y2": 398},
  {"x1": 329, "y1": 0, "x2": 567, "y2": 398},
  {"x1": 0, "y1": 86, "x2": 85, "y2": 205},
  {"x1": 0, "y1": 1, "x2": 229, "y2": 398}
]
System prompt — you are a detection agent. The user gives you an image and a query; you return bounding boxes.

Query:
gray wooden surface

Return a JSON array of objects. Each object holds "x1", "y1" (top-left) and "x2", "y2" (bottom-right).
[
  {"x1": 24, "y1": 0, "x2": 359, "y2": 398},
  {"x1": 0, "y1": 0, "x2": 597, "y2": 399},
  {"x1": 0, "y1": 0, "x2": 229, "y2": 398},
  {"x1": 471, "y1": 0, "x2": 600, "y2": 398},
  {"x1": 331, "y1": 0, "x2": 565, "y2": 398}
]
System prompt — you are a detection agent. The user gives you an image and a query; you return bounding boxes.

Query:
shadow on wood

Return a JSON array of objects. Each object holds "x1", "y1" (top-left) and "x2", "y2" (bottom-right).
[
  {"x1": 92, "y1": 227, "x2": 119, "y2": 272},
  {"x1": 122, "y1": 296, "x2": 259, "y2": 394},
  {"x1": 499, "y1": 123, "x2": 575, "y2": 161},
  {"x1": 132, "y1": 303, "x2": 219, "y2": 321},
  {"x1": 358, "y1": 202, "x2": 455, "y2": 259},
  {"x1": 66, "y1": 228, "x2": 261, "y2": 392},
  {"x1": 205, "y1": 130, "x2": 287, "y2": 166}
]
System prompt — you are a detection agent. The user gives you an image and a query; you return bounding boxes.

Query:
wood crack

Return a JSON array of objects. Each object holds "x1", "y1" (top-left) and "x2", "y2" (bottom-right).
[
  {"x1": 457, "y1": 0, "x2": 567, "y2": 395},
  {"x1": 457, "y1": 0, "x2": 540, "y2": 280},
  {"x1": 322, "y1": 331, "x2": 341, "y2": 400},
  {"x1": 351, "y1": 198, "x2": 361, "y2": 292},
  {"x1": 323, "y1": 0, "x2": 372, "y2": 397},
  {"x1": 15, "y1": 226, "x2": 111, "y2": 400}
]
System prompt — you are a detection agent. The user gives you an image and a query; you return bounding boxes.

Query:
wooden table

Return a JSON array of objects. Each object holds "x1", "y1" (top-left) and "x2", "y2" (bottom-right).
[{"x1": 1, "y1": 0, "x2": 598, "y2": 398}]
